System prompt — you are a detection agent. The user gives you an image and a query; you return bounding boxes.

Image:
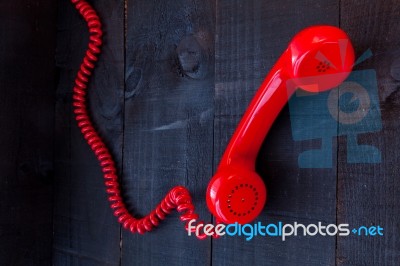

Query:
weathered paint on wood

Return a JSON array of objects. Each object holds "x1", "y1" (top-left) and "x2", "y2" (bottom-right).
[
  {"x1": 3, "y1": 0, "x2": 397, "y2": 265},
  {"x1": 121, "y1": 0, "x2": 215, "y2": 265}
]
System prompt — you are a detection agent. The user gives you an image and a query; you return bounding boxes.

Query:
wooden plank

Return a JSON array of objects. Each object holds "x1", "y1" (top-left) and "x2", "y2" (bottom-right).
[
  {"x1": 121, "y1": 0, "x2": 215, "y2": 265},
  {"x1": 0, "y1": 1, "x2": 57, "y2": 265},
  {"x1": 213, "y1": 0, "x2": 340, "y2": 265},
  {"x1": 337, "y1": 0, "x2": 400, "y2": 265},
  {"x1": 53, "y1": 0, "x2": 124, "y2": 265}
]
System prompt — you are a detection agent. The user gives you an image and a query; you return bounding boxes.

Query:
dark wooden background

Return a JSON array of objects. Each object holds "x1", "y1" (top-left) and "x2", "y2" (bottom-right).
[
  {"x1": 0, "y1": 0, "x2": 56, "y2": 265},
  {"x1": 1, "y1": 0, "x2": 400, "y2": 265}
]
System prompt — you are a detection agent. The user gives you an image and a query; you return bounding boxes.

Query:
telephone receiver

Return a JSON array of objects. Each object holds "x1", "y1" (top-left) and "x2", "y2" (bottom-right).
[
  {"x1": 206, "y1": 25, "x2": 355, "y2": 224},
  {"x1": 70, "y1": 0, "x2": 355, "y2": 238}
]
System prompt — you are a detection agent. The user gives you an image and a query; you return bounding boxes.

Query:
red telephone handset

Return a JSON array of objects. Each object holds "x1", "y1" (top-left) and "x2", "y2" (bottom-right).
[
  {"x1": 71, "y1": 0, "x2": 354, "y2": 238},
  {"x1": 206, "y1": 26, "x2": 355, "y2": 224}
]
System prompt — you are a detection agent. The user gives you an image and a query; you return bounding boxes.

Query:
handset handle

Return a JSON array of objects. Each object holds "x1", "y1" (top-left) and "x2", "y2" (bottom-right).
[{"x1": 218, "y1": 54, "x2": 292, "y2": 171}]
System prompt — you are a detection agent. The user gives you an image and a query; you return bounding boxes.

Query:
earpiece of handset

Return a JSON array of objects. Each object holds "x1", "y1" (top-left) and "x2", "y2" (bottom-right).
[{"x1": 206, "y1": 25, "x2": 355, "y2": 224}]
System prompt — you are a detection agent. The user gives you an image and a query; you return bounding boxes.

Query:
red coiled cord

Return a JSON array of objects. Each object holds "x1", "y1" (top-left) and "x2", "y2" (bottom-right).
[{"x1": 70, "y1": 0, "x2": 217, "y2": 239}]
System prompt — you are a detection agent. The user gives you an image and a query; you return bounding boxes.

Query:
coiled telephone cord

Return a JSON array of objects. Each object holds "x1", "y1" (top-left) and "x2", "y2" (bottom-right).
[{"x1": 70, "y1": 0, "x2": 218, "y2": 239}]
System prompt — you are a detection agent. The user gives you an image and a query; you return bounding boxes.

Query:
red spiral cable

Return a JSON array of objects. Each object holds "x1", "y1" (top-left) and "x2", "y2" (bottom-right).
[{"x1": 70, "y1": 0, "x2": 218, "y2": 239}]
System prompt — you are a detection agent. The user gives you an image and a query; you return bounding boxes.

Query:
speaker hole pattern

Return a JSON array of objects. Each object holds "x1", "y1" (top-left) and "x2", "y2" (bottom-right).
[
  {"x1": 227, "y1": 183, "x2": 259, "y2": 217},
  {"x1": 316, "y1": 61, "x2": 330, "y2": 72}
]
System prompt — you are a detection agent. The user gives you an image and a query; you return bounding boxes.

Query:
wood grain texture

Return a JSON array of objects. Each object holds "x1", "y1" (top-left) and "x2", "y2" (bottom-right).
[
  {"x1": 0, "y1": 1, "x2": 57, "y2": 265},
  {"x1": 121, "y1": 0, "x2": 215, "y2": 265},
  {"x1": 337, "y1": 0, "x2": 400, "y2": 265},
  {"x1": 47, "y1": 0, "x2": 400, "y2": 265},
  {"x1": 213, "y1": 0, "x2": 340, "y2": 265},
  {"x1": 53, "y1": 0, "x2": 124, "y2": 265}
]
